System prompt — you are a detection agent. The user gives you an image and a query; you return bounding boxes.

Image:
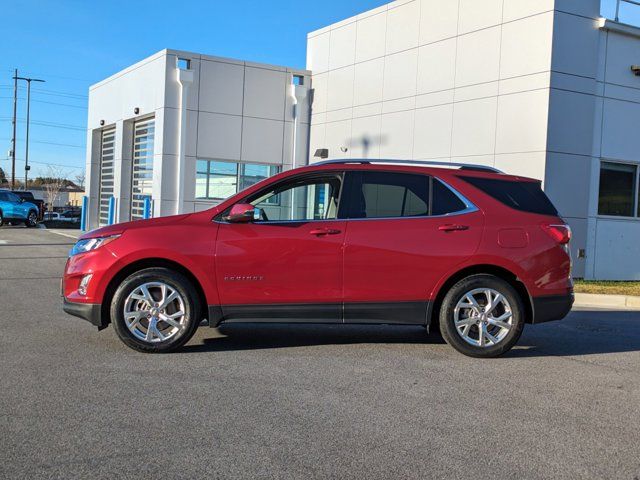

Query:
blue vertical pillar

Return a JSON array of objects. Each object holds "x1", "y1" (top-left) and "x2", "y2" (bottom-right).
[
  {"x1": 143, "y1": 197, "x2": 152, "y2": 220},
  {"x1": 107, "y1": 196, "x2": 116, "y2": 225},
  {"x1": 80, "y1": 196, "x2": 88, "y2": 232}
]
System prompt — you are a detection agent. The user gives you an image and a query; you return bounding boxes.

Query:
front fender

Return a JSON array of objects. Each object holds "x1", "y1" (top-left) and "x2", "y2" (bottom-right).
[{"x1": 95, "y1": 247, "x2": 220, "y2": 306}]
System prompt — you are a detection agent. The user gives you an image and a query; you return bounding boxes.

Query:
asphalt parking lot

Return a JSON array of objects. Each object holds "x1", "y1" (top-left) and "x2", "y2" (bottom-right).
[{"x1": 1, "y1": 227, "x2": 639, "y2": 480}]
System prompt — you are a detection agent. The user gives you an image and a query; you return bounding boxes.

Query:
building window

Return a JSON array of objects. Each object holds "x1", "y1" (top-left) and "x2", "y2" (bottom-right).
[
  {"x1": 177, "y1": 57, "x2": 191, "y2": 70},
  {"x1": 598, "y1": 161, "x2": 639, "y2": 217},
  {"x1": 196, "y1": 159, "x2": 281, "y2": 201},
  {"x1": 292, "y1": 74, "x2": 304, "y2": 86}
]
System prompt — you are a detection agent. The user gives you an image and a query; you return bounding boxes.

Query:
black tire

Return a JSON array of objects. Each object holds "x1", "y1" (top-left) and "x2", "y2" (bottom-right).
[
  {"x1": 0, "y1": 210, "x2": 3, "y2": 227},
  {"x1": 111, "y1": 268, "x2": 202, "y2": 353},
  {"x1": 25, "y1": 210, "x2": 38, "y2": 228},
  {"x1": 439, "y1": 274, "x2": 525, "y2": 358}
]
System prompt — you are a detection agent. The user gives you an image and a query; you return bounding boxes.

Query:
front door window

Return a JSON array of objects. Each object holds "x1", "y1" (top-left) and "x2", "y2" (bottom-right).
[{"x1": 248, "y1": 175, "x2": 342, "y2": 222}]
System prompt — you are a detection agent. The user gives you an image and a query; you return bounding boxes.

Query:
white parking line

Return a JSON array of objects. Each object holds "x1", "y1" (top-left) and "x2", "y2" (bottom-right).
[{"x1": 47, "y1": 230, "x2": 80, "y2": 240}]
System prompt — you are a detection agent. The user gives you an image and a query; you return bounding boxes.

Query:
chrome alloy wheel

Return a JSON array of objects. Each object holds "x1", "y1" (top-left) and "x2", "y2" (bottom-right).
[
  {"x1": 453, "y1": 288, "x2": 513, "y2": 348},
  {"x1": 28, "y1": 211, "x2": 37, "y2": 226},
  {"x1": 123, "y1": 282, "x2": 186, "y2": 343}
]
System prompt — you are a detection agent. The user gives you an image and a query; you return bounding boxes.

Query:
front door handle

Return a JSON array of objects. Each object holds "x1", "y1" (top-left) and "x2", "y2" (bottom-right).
[
  {"x1": 309, "y1": 228, "x2": 342, "y2": 236},
  {"x1": 438, "y1": 224, "x2": 469, "y2": 232}
]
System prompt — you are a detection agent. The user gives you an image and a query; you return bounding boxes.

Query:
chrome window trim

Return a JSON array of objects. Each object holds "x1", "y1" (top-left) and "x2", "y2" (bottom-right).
[
  {"x1": 214, "y1": 174, "x2": 478, "y2": 224},
  {"x1": 343, "y1": 172, "x2": 478, "y2": 221},
  {"x1": 214, "y1": 171, "x2": 346, "y2": 224}
]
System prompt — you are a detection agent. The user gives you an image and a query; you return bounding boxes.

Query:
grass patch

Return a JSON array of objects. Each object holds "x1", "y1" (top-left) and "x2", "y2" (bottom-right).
[{"x1": 574, "y1": 280, "x2": 640, "y2": 296}]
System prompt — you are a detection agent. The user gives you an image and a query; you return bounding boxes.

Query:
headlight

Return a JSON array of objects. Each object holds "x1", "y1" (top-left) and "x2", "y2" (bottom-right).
[{"x1": 69, "y1": 235, "x2": 120, "y2": 257}]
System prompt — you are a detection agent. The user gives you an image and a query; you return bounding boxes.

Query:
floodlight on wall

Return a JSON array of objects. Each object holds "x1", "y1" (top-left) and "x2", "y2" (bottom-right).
[
  {"x1": 631, "y1": 65, "x2": 640, "y2": 76},
  {"x1": 134, "y1": 107, "x2": 140, "y2": 114},
  {"x1": 100, "y1": 120, "x2": 105, "y2": 126},
  {"x1": 314, "y1": 148, "x2": 329, "y2": 159},
  {"x1": 340, "y1": 147, "x2": 348, "y2": 153}
]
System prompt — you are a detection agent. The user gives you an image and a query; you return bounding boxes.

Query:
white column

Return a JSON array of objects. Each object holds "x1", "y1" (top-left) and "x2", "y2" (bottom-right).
[{"x1": 176, "y1": 66, "x2": 194, "y2": 215}]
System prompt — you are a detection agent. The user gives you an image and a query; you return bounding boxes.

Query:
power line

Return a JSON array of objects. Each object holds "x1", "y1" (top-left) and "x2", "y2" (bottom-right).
[
  {"x1": 0, "y1": 137, "x2": 85, "y2": 148},
  {"x1": 32, "y1": 87, "x2": 87, "y2": 99},
  {"x1": 1, "y1": 68, "x2": 92, "y2": 83},
  {"x1": 0, "y1": 85, "x2": 87, "y2": 99},
  {"x1": 27, "y1": 139, "x2": 85, "y2": 149},
  {"x1": 0, "y1": 158, "x2": 84, "y2": 170},
  {"x1": 0, "y1": 96, "x2": 88, "y2": 109},
  {"x1": 0, "y1": 117, "x2": 85, "y2": 131}
]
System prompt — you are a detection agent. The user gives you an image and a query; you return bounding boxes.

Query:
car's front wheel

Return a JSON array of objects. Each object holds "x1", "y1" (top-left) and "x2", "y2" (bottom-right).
[
  {"x1": 0, "y1": 210, "x2": 3, "y2": 227},
  {"x1": 25, "y1": 210, "x2": 38, "y2": 228},
  {"x1": 439, "y1": 274, "x2": 525, "y2": 358},
  {"x1": 111, "y1": 268, "x2": 202, "y2": 353}
]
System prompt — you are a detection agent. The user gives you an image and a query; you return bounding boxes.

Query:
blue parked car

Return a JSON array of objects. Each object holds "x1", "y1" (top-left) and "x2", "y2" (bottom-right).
[{"x1": 0, "y1": 189, "x2": 39, "y2": 227}]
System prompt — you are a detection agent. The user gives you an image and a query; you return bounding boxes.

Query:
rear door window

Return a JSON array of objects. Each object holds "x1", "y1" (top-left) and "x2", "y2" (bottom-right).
[
  {"x1": 342, "y1": 172, "x2": 473, "y2": 219},
  {"x1": 460, "y1": 176, "x2": 558, "y2": 216},
  {"x1": 343, "y1": 171, "x2": 430, "y2": 219}
]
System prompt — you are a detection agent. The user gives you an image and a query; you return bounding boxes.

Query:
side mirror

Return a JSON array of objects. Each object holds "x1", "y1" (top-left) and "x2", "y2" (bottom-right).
[
  {"x1": 226, "y1": 203, "x2": 261, "y2": 223},
  {"x1": 19, "y1": 198, "x2": 25, "y2": 203}
]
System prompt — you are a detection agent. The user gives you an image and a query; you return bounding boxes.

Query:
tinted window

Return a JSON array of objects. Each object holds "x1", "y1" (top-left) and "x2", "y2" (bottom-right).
[
  {"x1": 345, "y1": 172, "x2": 429, "y2": 219},
  {"x1": 432, "y1": 179, "x2": 467, "y2": 215},
  {"x1": 6, "y1": 192, "x2": 20, "y2": 203},
  {"x1": 598, "y1": 162, "x2": 637, "y2": 217},
  {"x1": 0, "y1": 192, "x2": 7, "y2": 201},
  {"x1": 460, "y1": 176, "x2": 558, "y2": 216}
]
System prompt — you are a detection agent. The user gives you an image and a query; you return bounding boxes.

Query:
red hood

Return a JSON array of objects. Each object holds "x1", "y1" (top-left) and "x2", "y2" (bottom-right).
[{"x1": 80, "y1": 213, "x2": 193, "y2": 240}]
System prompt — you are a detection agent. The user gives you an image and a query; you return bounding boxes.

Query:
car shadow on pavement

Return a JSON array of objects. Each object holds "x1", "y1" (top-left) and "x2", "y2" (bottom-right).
[
  {"x1": 182, "y1": 309, "x2": 640, "y2": 357},
  {"x1": 183, "y1": 323, "x2": 446, "y2": 353},
  {"x1": 507, "y1": 308, "x2": 640, "y2": 358}
]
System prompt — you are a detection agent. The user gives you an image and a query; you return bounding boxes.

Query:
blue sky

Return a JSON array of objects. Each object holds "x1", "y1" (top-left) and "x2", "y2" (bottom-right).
[
  {"x1": 0, "y1": 0, "x2": 388, "y2": 181},
  {"x1": 0, "y1": 0, "x2": 636, "y2": 181}
]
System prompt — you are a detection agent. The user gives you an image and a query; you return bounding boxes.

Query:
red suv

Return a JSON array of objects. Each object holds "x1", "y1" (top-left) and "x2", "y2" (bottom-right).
[{"x1": 63, "y1": 160, "x2": 573, "y2": 357}]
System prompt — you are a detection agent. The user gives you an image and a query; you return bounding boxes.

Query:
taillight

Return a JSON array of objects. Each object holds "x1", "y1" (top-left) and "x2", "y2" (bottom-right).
[{"x1": 541, "y1": 223, "x2": 571, "y2": 244}]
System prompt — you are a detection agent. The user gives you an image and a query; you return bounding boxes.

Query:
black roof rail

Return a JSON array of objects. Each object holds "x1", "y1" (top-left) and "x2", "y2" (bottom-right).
[{"x1": 310, "y1": 159, "x2": 503, "y2": 174}]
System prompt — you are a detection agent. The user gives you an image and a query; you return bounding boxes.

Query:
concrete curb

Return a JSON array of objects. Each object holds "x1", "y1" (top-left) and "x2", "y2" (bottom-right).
[{"x1": 574, "y1": 293, "x2": 640, "y2": 310}]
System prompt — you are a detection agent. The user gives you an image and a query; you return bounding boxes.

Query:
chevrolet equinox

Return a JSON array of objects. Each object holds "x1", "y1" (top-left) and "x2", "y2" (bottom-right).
[{"x1": 63, "y1": 160, "x2": 574, "y2": 357}]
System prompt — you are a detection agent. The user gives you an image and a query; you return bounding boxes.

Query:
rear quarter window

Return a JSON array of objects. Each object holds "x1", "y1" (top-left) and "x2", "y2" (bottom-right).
[{"x1": 459, "y1": 176, "x2": 558, "y2": 216}]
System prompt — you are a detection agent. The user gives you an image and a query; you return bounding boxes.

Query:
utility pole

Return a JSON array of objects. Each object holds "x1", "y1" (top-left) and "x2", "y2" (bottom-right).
[
  {"x1": 13, "y1": 74, "x2": 45, "y2": 190},
  {"x1": 10, "y1": 69, "x2": 18, "y2": 190}
]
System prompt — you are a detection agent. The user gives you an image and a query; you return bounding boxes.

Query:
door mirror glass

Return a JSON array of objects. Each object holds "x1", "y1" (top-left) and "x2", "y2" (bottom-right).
[{"x1": 226, "y1": 203, "x2": 260, "y2": 223}]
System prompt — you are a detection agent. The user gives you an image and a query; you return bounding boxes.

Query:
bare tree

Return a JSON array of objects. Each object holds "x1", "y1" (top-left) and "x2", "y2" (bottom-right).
[
  {"x1": 43, "y1": 165, "x2": 68, "y2": 212},
  {"x1": 75, "y1": 171, "x2": 86, "y2": 189}
]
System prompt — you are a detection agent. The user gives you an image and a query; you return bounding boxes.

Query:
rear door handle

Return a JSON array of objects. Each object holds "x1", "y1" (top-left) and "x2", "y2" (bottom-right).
[
  {"x1": 439, "y1": 224, "x2": 469, "y2": 232},
  {"x1": 309, "y1": 228, "x2": 342, "y2": 236}
]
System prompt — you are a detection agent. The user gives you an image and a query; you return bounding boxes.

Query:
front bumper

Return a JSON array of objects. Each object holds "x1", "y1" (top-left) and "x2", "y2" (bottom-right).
[
  {"x1": 63, "y1": 298, "x2": 106, "y2": 330},
  {"x1": 531, "y1": 293, "x2": 574, "y2": 324}
]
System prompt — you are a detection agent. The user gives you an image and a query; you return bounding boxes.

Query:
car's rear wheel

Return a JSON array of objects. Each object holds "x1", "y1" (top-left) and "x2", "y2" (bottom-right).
[
  {"x1": 25, "y1": 210, "x2": 38, "y2": 228},
  {"x1": 439, "y1": 274, "x2": 525, "y2": 358},
  {"x1": 111, "y1": 268, "x2": 202, "y2": 353}
]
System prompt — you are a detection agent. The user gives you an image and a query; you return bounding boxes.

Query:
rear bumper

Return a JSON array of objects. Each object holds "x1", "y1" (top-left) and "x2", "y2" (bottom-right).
[
  {"x1": 531, "y1": 293, "x2": 574, "y2": 324},
  {"x1": 63, "y1": 298, "x2": 106, "y2": 330}
]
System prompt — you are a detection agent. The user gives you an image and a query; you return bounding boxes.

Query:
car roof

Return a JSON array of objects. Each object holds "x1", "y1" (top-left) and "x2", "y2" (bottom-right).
[{"x1": 300, "y1": 159, "x2": 538, "y2": 183}]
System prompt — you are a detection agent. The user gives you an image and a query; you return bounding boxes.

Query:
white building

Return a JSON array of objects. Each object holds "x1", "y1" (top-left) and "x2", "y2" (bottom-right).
[
  {"x1": 86, "y1": 0, "x2": 640, "y2": 280},
  {"x1": 85, "y1": 50, "x2": 310, "y2": 227}
]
